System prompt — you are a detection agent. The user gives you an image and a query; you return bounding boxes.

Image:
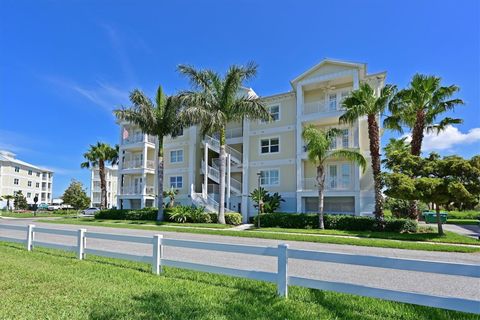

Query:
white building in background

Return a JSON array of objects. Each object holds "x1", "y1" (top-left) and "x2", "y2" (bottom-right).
[
  {"x1": 89, "y1": 166, "x2": 118, "y2": 208},
  {"x1": 0, "y1": 150, "x2": 53, "y2": 208},
  {"x1": 116, "y1": 59, "x2": 383, "y2": 222}
]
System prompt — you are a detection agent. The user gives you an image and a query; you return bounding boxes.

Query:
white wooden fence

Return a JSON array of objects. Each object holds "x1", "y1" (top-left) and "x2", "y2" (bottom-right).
[{"x1": 0, "y1": 223, "x2": 479, "y2": 314}]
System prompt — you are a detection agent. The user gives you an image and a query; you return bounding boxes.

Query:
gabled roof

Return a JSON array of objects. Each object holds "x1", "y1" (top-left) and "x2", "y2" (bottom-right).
[
  {"x1": 290, "y1": 58, "x2": 367, "y2": 87},
  {"x1": 0, "y1": 150, "x2": 53, "y2": 172}
]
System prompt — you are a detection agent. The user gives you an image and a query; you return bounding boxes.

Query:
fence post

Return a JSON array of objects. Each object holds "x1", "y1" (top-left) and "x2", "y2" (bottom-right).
[
  {"x1": 26, "y1": 224, "x2": 35, "y2": 251},
  {"x1": 152, "y1": 235, "x2": 163, "y2": 275},
  {"x1": 277, "y1": 243, "x2": 289, "y2": 297},
  {"x1": 77, "y1": 229, "x2": 86, "y2": 260}
]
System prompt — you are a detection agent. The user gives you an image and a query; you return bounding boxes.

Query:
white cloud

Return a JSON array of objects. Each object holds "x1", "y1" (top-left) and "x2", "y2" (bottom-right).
[{"x1": 404, "y1": 125, "x2": 480, "y2": 151}]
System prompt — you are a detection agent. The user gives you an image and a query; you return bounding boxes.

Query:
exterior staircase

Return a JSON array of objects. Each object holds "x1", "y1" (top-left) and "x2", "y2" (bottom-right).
[
  {"x1": 201, "y1": 160, "x2": 242, "y2": 195},
  {"x1": 203, "y1": 135, "x2": 243, "y2": 164}
]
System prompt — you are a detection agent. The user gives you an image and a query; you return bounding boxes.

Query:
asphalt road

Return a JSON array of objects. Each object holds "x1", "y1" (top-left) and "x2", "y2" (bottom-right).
[{"x1": 1, "y1": 218, "x2": 479, "y2": 301}]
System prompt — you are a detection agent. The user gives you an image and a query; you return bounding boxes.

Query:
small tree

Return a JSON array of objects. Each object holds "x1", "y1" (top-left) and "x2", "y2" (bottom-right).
[
  {"x1": 13, "y1": 191, "x2": 28, "y2": 210},
  {"x1": 250, "y1": 187, "x2": 285, "y2": 214},
  {"x1": 163, "y1": 187, "x2": 179, "y2": 208},
  {"x1": 62, "y1": 180, "x2": 90, "y2": 210},
  {"x1": 384, "y1": 153, "x2": 480, "y2": 235}
]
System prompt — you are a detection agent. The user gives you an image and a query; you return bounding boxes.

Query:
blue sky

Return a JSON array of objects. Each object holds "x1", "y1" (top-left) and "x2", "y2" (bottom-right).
[{"x1": 0, "y1": 0, "x2": 479, "y2": 197}]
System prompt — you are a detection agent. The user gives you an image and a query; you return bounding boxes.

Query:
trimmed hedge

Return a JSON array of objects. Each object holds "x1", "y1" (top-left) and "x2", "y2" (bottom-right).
[
  {"x1": 253, "y1": 213, "x2": 418, "y2": 233},
  {"x1": 95, "y1": 207, "x2": 243, "y2": 225}
]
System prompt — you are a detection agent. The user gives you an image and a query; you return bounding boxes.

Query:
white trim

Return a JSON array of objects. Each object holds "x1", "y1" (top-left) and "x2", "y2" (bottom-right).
[
  {"x1": 258, "y1": 168, "x2": 280, "y2": 187},
  {"x1": 169, "y1": 149, "x2": 184, "y2": 164},
  {"x1": 261, "y1": 103, "x2": 281, "y2": 123},
  {"x1": 249, "y1": 125, "x2": 295, "y2": 136},
  {"x1": 250, "y1": 158, "x2": 295, "y2": 167}
]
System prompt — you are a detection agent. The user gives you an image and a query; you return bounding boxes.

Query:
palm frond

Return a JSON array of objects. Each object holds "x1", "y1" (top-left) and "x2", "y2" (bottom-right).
[{"x1": 328, "y1": 149, "x2": 367, "y2": 172}]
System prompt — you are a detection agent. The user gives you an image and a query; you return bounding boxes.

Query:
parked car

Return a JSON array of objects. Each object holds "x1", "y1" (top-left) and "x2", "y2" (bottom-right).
[
  {"x1": 81, "y1": 207, "x2": 100, "y2": 216},
  {"x1": 47, "y1": 204, "x2": 62, "y2": 211},
  {"x1": 37, "y1": 203, "x2": 49, "y2": 210}
]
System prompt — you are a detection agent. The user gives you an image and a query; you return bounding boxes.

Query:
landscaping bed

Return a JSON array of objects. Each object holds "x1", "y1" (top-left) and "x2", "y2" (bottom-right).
[
  {"x1": 1, "y1": 210, "x2": 78, "y2": 218},
  {"x1": 0, "y1": 242, "x2": 475, "y2": 320}
]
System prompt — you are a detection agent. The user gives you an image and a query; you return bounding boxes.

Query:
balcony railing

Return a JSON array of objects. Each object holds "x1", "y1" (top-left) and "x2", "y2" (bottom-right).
[
  {"x1": 303, "y1": 101, "x2": 343, "y2": 115},
  {"x1": 120, "y1": 185, "x2": 155, "y2": 195},
  {"x1": 302, "y1": 178, "x2": 352, "y2": 191},
  {"x1": 122, "y1": 134, "x2": 156, "y2": 145},
  {"x1": 122, "y1": 159, "x2": 156, "y2": 170}
]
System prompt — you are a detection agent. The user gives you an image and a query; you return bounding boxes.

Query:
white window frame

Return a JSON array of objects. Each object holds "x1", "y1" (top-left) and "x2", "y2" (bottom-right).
[
  {"x1": 259, "y1": 169, "x2": 280, "y2": 186},
  {"x1": 170, "y1": 149, "x2": 184, "y2": 163},
  {"x1": 27, "y1": 192, "x2": 31, "y2": 198},
  {"x1": 262, "y1": 104, "x2": 281, "y2": 123},
  {"x1": 342, "y1": 129, "x2": 349, "y2": 148},
  {"x1": 14, "y1": 166, "x2": 20, "y2": 172},
  {"x1": 14, "y1": 178, "x2": 19, "y2": 185},
  {"x1": 170, "y1": 176, "x2": 183, "y2": 189},
  {"x1": 28, "y1": 170, "x2": 32, "y2": 175},
  {"x1": 28, "y1": 181, "x2": 32, "y2": 187},
  {"x1": 36, "y1": 182, "x2": 40, "y2": 188},
  {"x1": 260, "y1": 137, "x2": 280, "y2": 154}
]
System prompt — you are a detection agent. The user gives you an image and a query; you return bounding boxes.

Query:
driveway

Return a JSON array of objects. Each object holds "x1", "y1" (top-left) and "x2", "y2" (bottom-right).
[{"x1": 1, "y1": 218, "x2": 479, "y2": 301}]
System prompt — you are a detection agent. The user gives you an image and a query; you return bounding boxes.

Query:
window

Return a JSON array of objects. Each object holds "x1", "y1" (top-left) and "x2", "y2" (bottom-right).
[
  {"x1": 328, "y1": 93, "x2": 337, "y2": 111},
  {"x1": 170, "y1": 150, "x2": 184, "y2": 163},
  {"x1": 27, "y1": 192, "x2": 31, "y2": 198},
  {"x1": 36, "y1": 182, "x2": 40, "y2": 188},
  {"x1": 263, "y1": 105, "x2": 280, "y2": 122},
  {"x1": 259, "y1": 169, "x2": 279, "y2": 186},
  {"x1": 28, "y1": 181, "x2": 32, "y2": 187},
  {"x1": 35, "y1": 193, "x2": 39, "y2": 198},
  {"x1": 260, "y1": 138, "x2": 279, "y2": 154},
  {"x1": 330, "y1": 137, "x2": 337, "y2": 150},
  {"x1": 341, "y1": 164, "x2": 351, "y2": 188},
  {"x1": 28, "y1": 170, "x2": 32, "y2": 175},
  {"x1": 36, "y1": 172, "x2": 40, "y2": 177},
  {"x1": 175, "y1": 127, "x2": 184, "y2": 137},
  {"x1": 14, "y1": 178, "x2": 19, "y2": 185},
  {"x1": 342, "y1": 129, "x2": 349, "y2": 148},
  {"x1": 170, "y1": 176, "x2": 183, "y2": 188},
  {"x1": 328, "y1": 165, "x2": 337, "y2": 189},
  {"x1": 14, "y1": 166, "x2": 19, "y2": 172}
]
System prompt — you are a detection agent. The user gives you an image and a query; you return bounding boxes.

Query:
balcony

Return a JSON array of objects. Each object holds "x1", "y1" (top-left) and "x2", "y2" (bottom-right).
[
  {"x1": 120, "y1": 185, "x2": 155, "y2": 195},
  {"x1": 121, "y1": 134, "x2": 156, "y2": 146},
  {"x1": 302, "y1": 178, "x2": 352, "y2": 191},
  {"x1": 122, "y1": 159, "x2": 155, "y2": 170}
]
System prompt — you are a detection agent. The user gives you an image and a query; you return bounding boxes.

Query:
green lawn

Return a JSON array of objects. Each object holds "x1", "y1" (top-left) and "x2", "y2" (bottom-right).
[
  {"x1": 256, "y1": 227, "x2": 480, "y2": 245},
  {"x1": 1, "y1": 211, "x2": 77, "y2": 218},
  {"x1": 447, "y1": 219, "x2": 479, "y2": 225},
  {"x1": 0, "y1": 242, "x2": 475, "y2": 320},
  {"x1": 40, "y1": 218, "x2": 480, "y2": 253}
]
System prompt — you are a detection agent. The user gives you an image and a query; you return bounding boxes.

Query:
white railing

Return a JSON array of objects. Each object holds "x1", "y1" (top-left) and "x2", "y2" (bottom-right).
[
  {"x1": 225, "y1": 127, "x2": 243, "y2": 139},
  {"x1": 122, "y1": 159, "x2": 143, "y2": 169},
  {"x1": 146, "y1": 160, "x2": 155, "y2": 169},
  {"x1": 120, "y1": 186, "x2": 142, "y2": 195},
  {"x1": 230, "y1": 177, "x2": 242, "y2": 192},
  {"x1": 204, "y1": 135, "x2": 242, "y2": 164},
  {"x1": 147, "y1": 135, "x2": 156, "y2": 144},
  {"x1": 92, "y1": 197, "x2": 101, "y2": 203},
  {"x1": 145, "y1": 186, "x2": 155, "y2": 194},
  {"x1": 0, "y1": 224, "x2": 478, "y2": 315},
  {"x1": 303, "y1": 101, "x2": 344, "y2": 115},
  {"x1": 302, "y1": 178, "x2": 352, "y2": 191},
  {"x1": 201, "y1": 161, "x2": 242, "y2": 194}
]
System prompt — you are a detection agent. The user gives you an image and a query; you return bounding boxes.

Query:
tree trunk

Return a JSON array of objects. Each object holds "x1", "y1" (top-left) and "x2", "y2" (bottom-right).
[
  {"x1": 408, "y1": 110, "x2": 426, "y2": 220},
  {"x1": 156, "y1": 138, "x2": 164, "y2": 221},
  {"x1": 367, "y1": 114, "x2": 383, "y2": 219},
  {"x1": 316, "y1": 165, "x2": 325, "y2": 229},
  {"x1": 435, "y1": 203, "x2": 444, "y2": 235},
  {"x1": 218, "y1": 127, "x2": 227, "y2": 224},
  {"x1": 99, "y1": 159, "x2": 107, "y2": 209}
]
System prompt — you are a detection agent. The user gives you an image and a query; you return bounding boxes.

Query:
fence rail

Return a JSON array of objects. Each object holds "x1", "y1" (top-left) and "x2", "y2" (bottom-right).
[{"x1": 0, "y1": 223, "x2": 478, "y2": 314}]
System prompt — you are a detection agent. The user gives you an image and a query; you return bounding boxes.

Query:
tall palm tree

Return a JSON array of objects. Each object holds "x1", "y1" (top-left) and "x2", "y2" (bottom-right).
[
  {"x1": 302, "y1": 125, "x2": 366, "y2": 229},
  {"x1": 384, "y1": 74, "x2": 464, "y2": 218},
  {"x1": 339, "y1": 83, "x2": 396, "y2": 219},
  {"x1": 114, "y1": 86, "x2": 182, "y2": 221},
  {"x1": 385, "y1": 74, "x2": 464, "y2": 156},
  {"x1": 178, "y1": 62, "x2": 270, "y2": 224},
  {"x1": 81, "y1": 142, "x2": 119, "y2": 209}
]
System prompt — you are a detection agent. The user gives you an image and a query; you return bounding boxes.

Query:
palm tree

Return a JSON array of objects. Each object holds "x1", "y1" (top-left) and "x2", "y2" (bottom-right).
[
  {"x1": 384, "y1": 74, "x2": 464, "y2": 218},
  {"x1": 339, "y1": 83, "x2": 396, "y2": 219},
  {"x1": 81, "y1": 142, "x2": 119, "y2": 209},
  {"x1": 178, "y1": 62, "x2": 270, "y2": 224},
  {"x1": 1, "y1": 194, "x2": 14, "y2": 211},
  {"x1": 114, "y1": 86, "x2": 182, "y2": 221},
  {"x1": 163, "y1": 187, "x2": 179, "y2": 208},
  {"x1": 385, "y1": 74, "x2": 464, "y2": 156},
  {"x1": 302, "y1": 125, "x2": 366, "y2": 229}
]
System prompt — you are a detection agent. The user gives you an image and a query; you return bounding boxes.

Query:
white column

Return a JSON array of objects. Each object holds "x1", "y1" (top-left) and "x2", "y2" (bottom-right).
[
  {"x1": 241, "y1": 118, "x2": 250, "y2": 222},
  {"x1": 226, "y1": 154, "x2": 231, "y2": 210},
  {"x1": 295, "y1": 83, "x2": 304, "y2": 213},
  {"x1": 203, "y1": 143, "x2": 209, "y2": 198}
]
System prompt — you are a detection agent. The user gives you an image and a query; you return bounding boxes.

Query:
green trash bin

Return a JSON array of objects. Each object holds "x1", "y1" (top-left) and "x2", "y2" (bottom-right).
[{"x1": 422, "y1": 211, "x2": 448, "y2": 224}]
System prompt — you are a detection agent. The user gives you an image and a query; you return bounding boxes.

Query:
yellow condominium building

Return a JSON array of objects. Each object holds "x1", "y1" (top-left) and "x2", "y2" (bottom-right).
[
  {"x1": 116, "y1": 59, "x2": 384, "y2": 222},
  {"x1": 0, "y1": 150, "x2": 54, "y2": 207}
]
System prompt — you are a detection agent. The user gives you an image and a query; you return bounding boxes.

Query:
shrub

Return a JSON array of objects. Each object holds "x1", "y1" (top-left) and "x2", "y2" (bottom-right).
[
  {"x1": 168, "y1": 206, "x2": 190, "y2": 223},
  {"x1": 225, "y1": 213, "x2": 242, "y2": 225},
  {"x1": 96, "y1": 208, "x2": 168, "y2": 221},
  {"x1": 384, "y1": 197, "x2": 428, "y2": 218},
  {"x1": 188, "y1": 206, "x2": 211, "y2": 223},
  {"x1": 253, "y1": 212, "x2": 418, "y2": 233}
]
